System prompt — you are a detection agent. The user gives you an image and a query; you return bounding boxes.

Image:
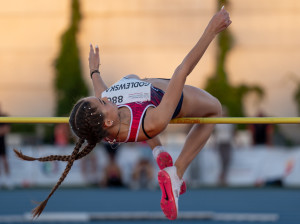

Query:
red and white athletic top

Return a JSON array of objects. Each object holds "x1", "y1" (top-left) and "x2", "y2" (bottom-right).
[{"x1": 102, "y1": 78, "x2": 164, "y2": 142}]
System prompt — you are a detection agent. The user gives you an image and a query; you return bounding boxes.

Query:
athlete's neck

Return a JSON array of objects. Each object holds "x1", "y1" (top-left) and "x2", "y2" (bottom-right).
[{"x1": 117, "y1": 108, "x2": 130, "y2": 142}]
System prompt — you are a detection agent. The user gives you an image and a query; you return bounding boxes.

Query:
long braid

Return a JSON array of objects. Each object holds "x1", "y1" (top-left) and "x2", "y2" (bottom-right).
[
  {"x1": 15, "y1": 98, "x2": 110, "y2": 219},
  {"x1": 14, "y1": 143, "x2": 96, "y2": 162},
  {"x1": 14, "y1": 149, "x2": 71, "y2": 162},
  {"x1": 32, "y1": 138, "x2": 84, "y2": 218},
  {"x1": 75, "y1": 143, "x2": 96, "y2": 159}
]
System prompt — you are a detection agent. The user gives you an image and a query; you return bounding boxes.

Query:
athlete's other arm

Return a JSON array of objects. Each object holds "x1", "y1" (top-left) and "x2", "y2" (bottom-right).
[
  {"x1": 146, "y1": 7, "x2": 231, "y2": 135},
  {"x1": 89, "y1": 44, "x2": 108, "y2": 98}
]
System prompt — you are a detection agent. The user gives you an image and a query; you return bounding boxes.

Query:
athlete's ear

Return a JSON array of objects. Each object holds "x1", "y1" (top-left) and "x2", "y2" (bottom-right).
[{"x1": 104, "y1": 119, "x2": 114, "y2": 128}]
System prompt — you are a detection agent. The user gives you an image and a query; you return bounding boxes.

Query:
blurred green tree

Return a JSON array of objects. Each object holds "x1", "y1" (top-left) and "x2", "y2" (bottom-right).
[
  {"x1": 54, "y1": 0, "x2": 88, "y2": 116},
  {"x1": 204, "y1": 0, "x2": 263, "y2": 121},
  {"x1": 11, "y1": 0, "x2": 89, "y2": 141}
]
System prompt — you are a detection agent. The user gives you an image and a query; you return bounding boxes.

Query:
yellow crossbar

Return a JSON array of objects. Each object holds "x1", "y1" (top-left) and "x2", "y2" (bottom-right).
[
  {"x1": 0, "y1": 117, "x2": 299, "y2": 124},
  {"x1": 171, "y1": 117, "x2": 300, "y2": 124},
  {"x1": 0, "y1": 117, "x2": 69, "y2": 124}
]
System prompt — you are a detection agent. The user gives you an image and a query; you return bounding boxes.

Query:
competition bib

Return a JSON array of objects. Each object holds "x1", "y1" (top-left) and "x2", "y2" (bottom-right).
[{"x1": 101, "y1": 78, "x2": 151, "y2": 105}]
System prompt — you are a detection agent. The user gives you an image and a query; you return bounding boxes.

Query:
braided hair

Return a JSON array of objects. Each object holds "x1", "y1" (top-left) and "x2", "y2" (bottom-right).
[{"x1": 14, "y1": 98, "x2": 109, "y2": 218}]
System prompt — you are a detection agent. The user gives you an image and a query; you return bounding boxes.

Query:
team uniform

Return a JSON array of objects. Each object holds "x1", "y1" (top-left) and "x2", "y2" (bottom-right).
[
  {"x1": 102, "y1": 77, "x2": 183, "y2": 142},
  {"x1": 102, "y1": 77, "x2": 185, "y2": 220}
]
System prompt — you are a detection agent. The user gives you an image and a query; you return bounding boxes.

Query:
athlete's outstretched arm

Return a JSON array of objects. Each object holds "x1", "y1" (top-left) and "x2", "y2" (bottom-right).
[
  {"x1": 178, "y1": 6, "x2": 231, "y2": 76},
  {"x1": 89, "y1": 44, "x2": 108, "y2": 97},
  {"x1": 146, "y1": 7, "x2": 231, "y2": 135}
]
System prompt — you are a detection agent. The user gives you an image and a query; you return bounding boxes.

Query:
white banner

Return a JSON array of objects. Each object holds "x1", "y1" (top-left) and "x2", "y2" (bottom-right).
[{"x1": 5, "y1": 144, "x2": 300, "y2": 188}]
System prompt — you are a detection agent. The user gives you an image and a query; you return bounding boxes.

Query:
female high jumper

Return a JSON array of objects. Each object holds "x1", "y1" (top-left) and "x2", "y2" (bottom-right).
[{"x1": 15, "y1": 7, "x2": 231, "y2": 220}]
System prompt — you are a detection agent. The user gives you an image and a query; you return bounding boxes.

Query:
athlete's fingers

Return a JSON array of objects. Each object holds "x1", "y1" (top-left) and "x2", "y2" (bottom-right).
[
  {"x1": 95, "y1": 45, "x2": 99, "y2": 56},
  {"x1": 89, "y1": 43, "x2": 95, "y2": 55}
]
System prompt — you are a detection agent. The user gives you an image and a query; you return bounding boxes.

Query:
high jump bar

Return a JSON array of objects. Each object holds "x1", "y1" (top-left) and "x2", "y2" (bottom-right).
[{"x1": 0, "y1": 117, "x2": 299, "y2": 124}]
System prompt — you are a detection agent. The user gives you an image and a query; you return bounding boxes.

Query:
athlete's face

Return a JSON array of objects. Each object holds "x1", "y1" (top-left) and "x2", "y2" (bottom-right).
[{"x1": 86, "y1": 96, "x2": 118, "y2": 124}]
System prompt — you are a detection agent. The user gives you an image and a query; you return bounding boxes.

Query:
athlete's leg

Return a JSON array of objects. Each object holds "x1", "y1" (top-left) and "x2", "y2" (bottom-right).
[
  {"x1": 158, "y1": 86, "x2": 221, "y2": 220},
  {"x1": 174, "y1": 86, "x2": 222, "y2": 179},
  {"x1": 147, "y1": 136, "x2": 187, "y2": 195},
  {"x1": 147, "y1": 136, "x2": 173, "y2": 170}
]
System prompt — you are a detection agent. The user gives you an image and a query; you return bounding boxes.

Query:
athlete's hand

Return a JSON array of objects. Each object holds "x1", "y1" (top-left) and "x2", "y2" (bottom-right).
[
  {"x1": 206, "y1": 6, "x2": 231, "y2": 35},
  {"x1": 89, "y1": 44, "x2": 100, "y2": 72}
]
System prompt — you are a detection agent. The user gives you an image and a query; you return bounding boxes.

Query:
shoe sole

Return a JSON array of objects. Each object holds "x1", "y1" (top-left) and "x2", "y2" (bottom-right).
[
  {"x1": 158, "y1": 170, "x2": 178, "y2": 220},
  {"x1": 156, "y1": 152, "x2": 186, "y2": 195}
]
